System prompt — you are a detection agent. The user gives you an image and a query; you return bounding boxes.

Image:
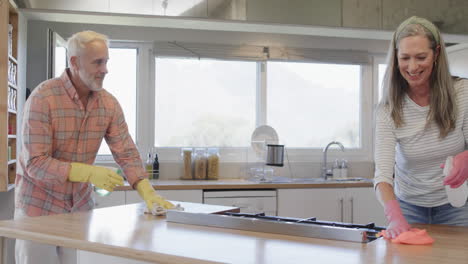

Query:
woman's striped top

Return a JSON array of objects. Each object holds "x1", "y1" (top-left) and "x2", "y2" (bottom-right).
[{"x1": 374, "y1": 78, "x2": 468, "y2": 207}]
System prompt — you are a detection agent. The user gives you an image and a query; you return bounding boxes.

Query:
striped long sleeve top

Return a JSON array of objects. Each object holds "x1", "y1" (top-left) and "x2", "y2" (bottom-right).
[
  {"x1": 15, "y1": 69, "x2": 147, "y2": 216},
  {"x1": 374, "y1": 78, "x2": 468, "y2": 207}
]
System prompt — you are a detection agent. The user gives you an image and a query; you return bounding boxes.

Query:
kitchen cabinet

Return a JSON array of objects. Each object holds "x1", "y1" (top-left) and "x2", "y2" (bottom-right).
[
  {"x1": 447, "y1": 43, "x2": 468, "y2": 78},
  {"x1": 277, "y1": 187, "x2": 386, "y2": 226},
  {"x1": 93, "y1": 188, "x2": 203, "y2": 209},
  {"x1": 78, "y1": 251, "x2": 150, "y2": 264},
  {"x1": 0, "y1": 0, "x2": 19, "y2": 192},
  {"x1": 125, "y1": 189, "x2": 203, "y2": 204},
  {"x1": 203, "y1": 190, "x2": 277, "y2": 215},
  {"x1": 278, "y1": 188, "x2": 342, "y2": 221},
  {"x1": 345, "y1": 187, "x2": 386, "y2": 226}
]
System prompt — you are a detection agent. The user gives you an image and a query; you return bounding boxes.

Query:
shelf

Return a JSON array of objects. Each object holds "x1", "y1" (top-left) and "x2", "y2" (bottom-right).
[
  {"x1": 2, "y1": 0, "x2": 19, "y2": 193},
  {"x1": 8, "y1": 55, "x2": 17, "y2": 64},
  {"x1": 8, "y1": 82, "x2": 17, "y2": 90}
]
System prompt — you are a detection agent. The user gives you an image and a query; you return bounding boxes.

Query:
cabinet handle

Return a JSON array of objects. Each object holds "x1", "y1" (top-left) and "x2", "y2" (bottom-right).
[
  {"x1": 350, "y1": 197, "x2": 354, "y2": 223},
  {"x1": 339, "y1": 198, "x2": 344, "y2": 222}
]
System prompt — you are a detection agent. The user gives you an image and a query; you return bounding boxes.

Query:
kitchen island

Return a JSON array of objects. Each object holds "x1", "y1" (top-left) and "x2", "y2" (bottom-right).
[{"x1": 0, "y1": 202, "x2": 466, "y2": 264}]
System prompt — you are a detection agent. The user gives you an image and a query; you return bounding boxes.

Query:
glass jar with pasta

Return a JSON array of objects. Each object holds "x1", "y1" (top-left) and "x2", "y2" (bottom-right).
[
  {"x1": 207, "y1": 147, "x2": 220, "y2": 180},
  {"x1": 180, "y1": 147, "x2": 193, "y2": 180},
  {"x1": 193, "y1": 148, "x2": 207, "y2": 180}
]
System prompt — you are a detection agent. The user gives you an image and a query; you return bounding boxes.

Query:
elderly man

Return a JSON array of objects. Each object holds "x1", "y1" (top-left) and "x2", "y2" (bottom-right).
[{"x1": 15, "y1": 30, "x2": 173, "y2": 264}]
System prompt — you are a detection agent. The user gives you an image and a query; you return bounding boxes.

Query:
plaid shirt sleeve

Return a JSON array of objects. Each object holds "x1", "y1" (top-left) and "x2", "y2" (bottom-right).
[
  {"x1": 104, "y1": 97, "x2": 147, "y2": 187},
  {"x1": 21, "y1": 89, "x2": 71, "y2": 185}
]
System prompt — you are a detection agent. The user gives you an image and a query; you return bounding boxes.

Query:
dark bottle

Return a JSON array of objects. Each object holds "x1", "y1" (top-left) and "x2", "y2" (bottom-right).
[{"x1": 153, "y1": 153, "x2": 160, "y2": 179}]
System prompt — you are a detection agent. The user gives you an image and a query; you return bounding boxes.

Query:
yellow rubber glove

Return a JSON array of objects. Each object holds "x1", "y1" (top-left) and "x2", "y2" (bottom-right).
[
  {"x1": 136, "y1": 179, "x2": 174, "y2": 210},
  {"x1": 69, "y1": 163, "x2": 124, "y2": 192}
]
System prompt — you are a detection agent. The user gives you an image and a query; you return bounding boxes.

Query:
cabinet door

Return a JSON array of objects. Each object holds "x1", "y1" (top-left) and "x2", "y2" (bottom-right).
[
  {"x1": 277, "y1": 188, "x2": 344, "y2": 222},
  {"x1": 447, "y1": 43, "x2": 468, "y2": 78},
  {"x1": 346, "y1": 187, "x2": 386, "y2": 226},
  {"x1": 204, "y1": 197, "x2": 277, "y2": 215},
  {"x1": 77, "y1": 251, "x2": 152, "y2": 264},
  {"x1": 93, "y1": 191, "x2": 126, "y2": 209},
  {"x1": 125, "y1": 190, "x2": 203, "y2": 204}
]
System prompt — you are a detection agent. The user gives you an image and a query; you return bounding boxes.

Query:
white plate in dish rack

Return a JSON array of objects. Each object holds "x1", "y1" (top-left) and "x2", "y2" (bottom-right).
[{"x1": 250, "y1": 125, "x2": 279, "y2": 157}]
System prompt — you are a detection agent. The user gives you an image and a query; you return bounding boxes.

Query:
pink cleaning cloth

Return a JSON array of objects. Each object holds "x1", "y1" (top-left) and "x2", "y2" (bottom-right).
[{"x1": 379, "y1": 228, "x2": 435, "y2": 245}]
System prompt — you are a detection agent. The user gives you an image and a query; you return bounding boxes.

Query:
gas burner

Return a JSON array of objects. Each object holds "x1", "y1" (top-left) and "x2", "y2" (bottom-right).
[
  {"x1": 223, "y1": 212, "x2": 383, "y2": 231},
  {"x1": 167, "y1": 211, "x2": 385, "y2": 243}
]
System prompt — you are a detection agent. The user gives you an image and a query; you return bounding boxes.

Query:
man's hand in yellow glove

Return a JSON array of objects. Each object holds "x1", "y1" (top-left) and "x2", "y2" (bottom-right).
[
  {"x1": 136, "y1": 179, "x2": 174, "y2": 211},
  {"x1": 69, "y1": 163, "x2": 124, "y2": 192}
]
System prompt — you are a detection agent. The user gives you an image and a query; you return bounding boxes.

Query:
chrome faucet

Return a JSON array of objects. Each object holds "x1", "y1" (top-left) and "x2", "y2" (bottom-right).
[{"x1": 322, "y1": 141, "x2": 345, "y2": 180}]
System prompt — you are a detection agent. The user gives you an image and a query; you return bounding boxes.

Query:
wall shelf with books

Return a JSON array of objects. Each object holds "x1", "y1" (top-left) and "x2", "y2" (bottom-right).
[{"x1": 1, "y1": 0, "x2": 19, "y2": 191}]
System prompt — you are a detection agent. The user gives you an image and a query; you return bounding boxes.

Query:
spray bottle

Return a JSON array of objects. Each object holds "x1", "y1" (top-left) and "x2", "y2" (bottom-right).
[
  {"x1": 442, "y1": 156, "x2": 468, "y2": 207},
  {"x1": 94, "y1": 167, "x2": 123, "y2": 197}
]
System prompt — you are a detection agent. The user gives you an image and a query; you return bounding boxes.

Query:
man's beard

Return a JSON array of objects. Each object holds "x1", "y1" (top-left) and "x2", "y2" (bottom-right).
[{"x1": 79, "y1": 69, "x2": 105, "y2": 92}]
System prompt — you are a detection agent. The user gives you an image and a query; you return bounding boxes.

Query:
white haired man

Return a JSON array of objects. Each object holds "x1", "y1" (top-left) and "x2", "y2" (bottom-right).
[{"x1": 15, "y1": 30, "x2": 173, "y2": 264}]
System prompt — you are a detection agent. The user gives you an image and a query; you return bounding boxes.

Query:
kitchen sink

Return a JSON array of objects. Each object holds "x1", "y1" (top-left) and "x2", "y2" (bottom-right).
[
  {"x1": 248, "y1": 177, "x2": 372, "y2": 184},
  {"x1": 248, "y1": 176, "x2": 293, "y2": 183},
  {"x1": 334, "y1": 177, "x2": 372, "y2": 182},
  {"x1": 292, "y1": 177, "x2": 372, "y2": 183}
]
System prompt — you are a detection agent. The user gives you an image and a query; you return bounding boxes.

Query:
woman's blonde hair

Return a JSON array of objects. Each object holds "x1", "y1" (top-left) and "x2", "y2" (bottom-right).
[{"x1": 380, "y1": 16, "x2": 456, "y2": 138}]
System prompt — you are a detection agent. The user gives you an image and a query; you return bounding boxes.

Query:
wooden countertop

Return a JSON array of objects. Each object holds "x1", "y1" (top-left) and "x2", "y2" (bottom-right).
[
  {"x1": 0, "y1": 202, "x2": 466, "y2": 264},
  {"x1": 115, "y1": 178, "x2": 374, "y2": 191}
]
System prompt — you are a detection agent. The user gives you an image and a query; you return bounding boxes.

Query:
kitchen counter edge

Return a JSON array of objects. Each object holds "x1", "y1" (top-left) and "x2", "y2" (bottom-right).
[{"x1": 115, "y1": 179, "x2": 374, "y2": 191}]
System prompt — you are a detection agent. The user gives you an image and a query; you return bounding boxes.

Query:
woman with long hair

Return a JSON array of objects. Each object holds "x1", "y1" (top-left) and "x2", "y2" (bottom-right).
[{"x1": 374, "y1": 16, "x2": 468, "y2": 239}]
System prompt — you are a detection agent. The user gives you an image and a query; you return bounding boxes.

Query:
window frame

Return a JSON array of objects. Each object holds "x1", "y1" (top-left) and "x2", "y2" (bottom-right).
[
  {"x1": 371, "y1": 54, "x2": 387, "y2": 160},
  {"x1": 373, "y1": 54, "x2": 387, "y2": 105},
  {"x1": 263, "y1": 60, "x2": 371, "y2": 161},
  {"x1": 97, "y1": 42, "x2": 382, "y2": 164},
  {"x1": 96, "y1": 41, "x2": 153, "y2": 162},
  {"x1": 151, "y1": 57, "x2": 375, "y2": 163}
]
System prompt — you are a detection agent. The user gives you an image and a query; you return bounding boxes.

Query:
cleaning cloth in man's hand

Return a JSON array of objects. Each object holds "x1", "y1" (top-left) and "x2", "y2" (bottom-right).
[
  {"x1": 379, "y1": 228, "x2": 435, "y2": 245},
  {"x1": 144, "y1": 203, "x2": 184, "y2": 216}
]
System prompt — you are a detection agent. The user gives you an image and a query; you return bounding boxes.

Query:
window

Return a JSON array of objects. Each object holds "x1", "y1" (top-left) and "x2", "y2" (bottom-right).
[
  {"x1": 53, "y1": 46, "x2": 67, "y2": 78},
  {"x1": 267, "y1": 61, "x2": 361, "y2": 149},
  {"x1": 93, "y1": 42, "x2": 376, "y2": 162},
  {"x1": 154, "y1": 58, "x2": 257, "y2": 147},
  {"x1": 98, "y1": 47, "x2": 137, "y2": 155}
]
